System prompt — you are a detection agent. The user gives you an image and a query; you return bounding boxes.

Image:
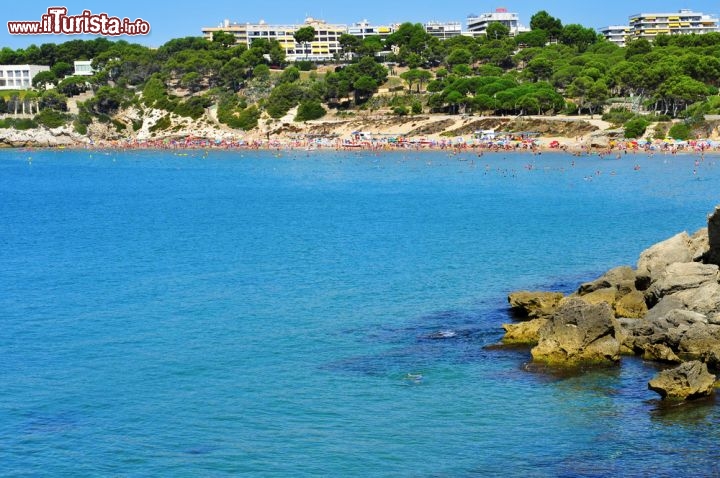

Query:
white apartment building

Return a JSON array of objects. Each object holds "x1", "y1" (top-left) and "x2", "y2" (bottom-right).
[
  {"x1": 423, "y1": 21, "x2": 462, "y2": 39},
  {"x1": 467, "y1": 8, "x2": 530, "y2": 37},
  {"x1": 202, "y1": 17, "x2": 346, "y2": 62},
  {"x1": 348, "y1": 20, "x2": 396, "y2": 40},
  {"x1": 628, "y1": 9, "x2": 719, "y2": 39},
  {"x1": 0, "y1": 65, "x2": 50, "y2": 90},
  {"x1": 598, "y1": 25, "x2": 631, "y2": 47},
  {"x1": 73, "y1": 60, "x2": 94, "y2": 76}
]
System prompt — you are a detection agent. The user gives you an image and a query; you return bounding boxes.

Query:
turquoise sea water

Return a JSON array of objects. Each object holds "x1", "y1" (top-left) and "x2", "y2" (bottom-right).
[{"x1": 2, "y1": 149, "x2": 720, "y2": 477}]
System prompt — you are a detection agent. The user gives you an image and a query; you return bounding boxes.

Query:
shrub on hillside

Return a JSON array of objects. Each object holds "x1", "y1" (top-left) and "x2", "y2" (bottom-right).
[
  {"x1": 653, "y1": 122, "x2": 669, "y2": 140},
  {"x1": 563, "y1": 102, "x2": 578, "y2": 115},
  {"x1": 112, "y1": 119, "x2": 126, "y2": 132},
  {"x1": 393, "y1": 106, "x2": 409, "y2": 116},
  {"x1": 624, "y1": 117, "x2": 649, "y2": 139},
  {"x1": 174, "y1": 96, "x2": 212, "y2": 119},
  {"x1": 668, "y1": 123, "x2": 692, "y2": 140},
  {"x1": 602, "y1": 107, "x2": 635, "y2": 125},
  {"x1": 295, "y1": 61, "x2": 313, "y2": 71},
  {"x1": 233, "y1": 106, "x2": 260, "y2": 130},
  {"x1": 149, "y1": 115, "x2": 171, "y2": 132},
  {"x1": 73, "y1": 120, "x2": 87, "y2": 135},
  {"x1": 0, "y1": 117, "x2": 38, "y2": 129},
  {"x1": 266, "y1": 83, "x2": 304, "y2": 118},
  {"x1": 295, "y1": 100, "x2": 326, "y2": 121},
  {"x1": 34, "y1": 109, "x2": 70, "y2": 128}
]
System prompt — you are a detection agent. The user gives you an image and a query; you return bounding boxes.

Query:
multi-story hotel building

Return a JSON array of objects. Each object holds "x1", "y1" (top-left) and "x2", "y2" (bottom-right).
[
  {"x1": 628, "y1": 9, "x2": 719, "y2": 39},
  {"x1": 466, "y1": 8, "x2": 530, "y2": 37},
  {"x1": 347, "y1": 20, "x2": 396, "y2": 40},
  {"x1": 597, "y1": 25, "x2": 631, "y2": 47},
  {"x1": 201, "y1": 17, "x2": 347, "y2": 61},
  {"x1": 599, "y1": 9, "x2": 719, "y2": 45},
  {"x1": 0, "y1": 65, "x2": 50, "y2": 90},
  {"x1": 202, "y1": 11, "x2": 539, "y2": 57},
  {"x1": 423, "y1": 21, "x2": 463, "y2": 40}
]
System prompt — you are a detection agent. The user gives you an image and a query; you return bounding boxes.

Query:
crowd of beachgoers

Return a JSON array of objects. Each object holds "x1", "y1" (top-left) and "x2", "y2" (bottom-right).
[{"x1": 68, "y1": 135, "x2": 720, "y2": 156}]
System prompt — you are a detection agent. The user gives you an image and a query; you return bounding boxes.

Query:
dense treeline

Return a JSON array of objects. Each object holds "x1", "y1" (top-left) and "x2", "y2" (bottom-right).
[{"x1": 2, "y1": 10, "x2": 720, "y2": 136}]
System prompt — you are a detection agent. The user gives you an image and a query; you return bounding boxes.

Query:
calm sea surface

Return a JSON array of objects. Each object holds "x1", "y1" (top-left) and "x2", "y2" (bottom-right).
[{"x1": 2, "y1": 149, "x2": 720, "y2": 477}]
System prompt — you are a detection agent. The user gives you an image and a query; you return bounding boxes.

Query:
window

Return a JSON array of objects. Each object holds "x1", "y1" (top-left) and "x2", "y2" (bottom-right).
[
  {"x1": 0, "y1": 79, "x2": 5, "y2": 86},
  {"x1": 14, "y1": 70, "x2": 21, "y2": 77},
  {"x1": 7, "y1": 71, "x2": 13, "y2": 77},
  {"x1": 23, "y1": 70, "x2": 29, "y2": 77},
  {"x1": 0, "y1": 71, "x2": 4, "y2": 77}
]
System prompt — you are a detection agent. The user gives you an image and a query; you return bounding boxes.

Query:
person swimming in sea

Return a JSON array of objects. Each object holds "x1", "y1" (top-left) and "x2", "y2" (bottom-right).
[{"x1": 404, "y1": 373, "x2": 423, "y2": 383}]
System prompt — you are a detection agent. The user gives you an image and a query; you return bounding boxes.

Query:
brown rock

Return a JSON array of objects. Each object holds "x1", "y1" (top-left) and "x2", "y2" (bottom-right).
[
  {"x1": 531, "y1": 298, "x2": 620, "y2": 365},
  {"x1": 502, "y1": 318, "x2": 548, "y2": 345},
  {"x1": 690, "y1": 227, "x2": 709, "y2": 262},
  {"x1": 705, "y1": 206, "x2": 720, "y2": 266},
  {"x1": 579, "y1": 287, "x2": 618, "y2": 307},
  {"x1": 614, "y1": 290, "x2": 648, "y2": 319},
  {"x1": 578, "y1": 266, "x2": 636, "y2": 295},
  {"x1": 676, "y1": 323, "x2": 720, "y2": 360},
  {"x1": 637, "y1": 232, "x2": 694, "y2": 282},
  {"x1": 648, "y1": 360, "x2": 716, "y2": 400},
  {"x1": 508, "y1": 291, "x2": 564, "y2": 320},
  {"x1": 647, "y1": 262, "x2": 719, "y2": 303},
  {"x1": 669, "y1": 282, "x2": 720, "y2": 317},
  {"x1": 642, "y1": 344, "x2": 681, "y2": 363}
]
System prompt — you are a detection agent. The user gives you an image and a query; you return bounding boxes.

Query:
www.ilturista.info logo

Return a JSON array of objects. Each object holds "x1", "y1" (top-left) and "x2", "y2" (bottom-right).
[{"x1": 7, "y1": 7, "x2": 150, "y2": 36}]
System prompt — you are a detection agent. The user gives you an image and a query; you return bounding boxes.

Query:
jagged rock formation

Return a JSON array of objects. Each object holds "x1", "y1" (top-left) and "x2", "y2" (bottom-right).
[
  {"x1": 531, "y1": 299, "x2": 620, "y2": 365},
  {"x1": 503, "y1": 207, "x2": 720, "y2": 399},
  {"x1": 507, "y1": 291, "x2": 564, "y2": 320},
  {"x1": 501, "y1": 318, "x2": 548, "y2": 345},
  {"x1": 648, "y1": 360, "x2": 716, "y2": 401},
  {"x1": 0, "y1": 125, "x2": 84, "y2": 148},
  {"x1": 706, "y1": 206, "x2": 720, "y2": 266}
]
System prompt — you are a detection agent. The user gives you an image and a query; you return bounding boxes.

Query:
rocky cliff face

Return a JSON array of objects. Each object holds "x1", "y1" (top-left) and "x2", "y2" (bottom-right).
[
  {"x1": 0, "y1": 105, "x2": 240, "y2": 148},
  {"x1": 0, "y1": 125, "x2": 85, "y2": 148}
]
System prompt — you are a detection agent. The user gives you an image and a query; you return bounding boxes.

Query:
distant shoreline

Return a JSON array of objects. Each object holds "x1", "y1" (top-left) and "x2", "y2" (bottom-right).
[
  {"x1": 1, "y1": 113, "x2": 718, "y2": 155},
  {"x1": 5, "y1": 141, "x2": 718, "y2": 158}
]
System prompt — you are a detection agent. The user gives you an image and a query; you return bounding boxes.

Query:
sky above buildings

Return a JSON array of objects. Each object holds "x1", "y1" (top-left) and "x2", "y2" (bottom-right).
[{"x1": 1, "y1": 0, "x2": 719, "y2": 48}]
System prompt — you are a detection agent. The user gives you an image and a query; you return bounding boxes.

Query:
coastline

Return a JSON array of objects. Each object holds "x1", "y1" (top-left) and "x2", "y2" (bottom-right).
[
  {"x1": 2, "y1": 113, "x2": 719, "y2": 155},
  {"x1": 4, "y1": 134, "x2": 720, "y2": 157},
  {"x1": 7, "y1": 141, "x2": 719, "y2": 158}
]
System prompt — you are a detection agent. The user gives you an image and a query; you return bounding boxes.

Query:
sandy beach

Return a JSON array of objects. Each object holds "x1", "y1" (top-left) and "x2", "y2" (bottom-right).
[{"x1": 9, "y1": 111, "x2": 718, "y2": 156}]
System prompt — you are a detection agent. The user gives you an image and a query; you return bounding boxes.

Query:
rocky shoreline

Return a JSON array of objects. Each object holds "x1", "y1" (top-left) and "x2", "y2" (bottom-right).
[
  {"x1": 503, "y1": 207, "x2": 720, "y2": 401},
  {"x1": 0, "y1": 125, "x2": 85, "y2": 148}
]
